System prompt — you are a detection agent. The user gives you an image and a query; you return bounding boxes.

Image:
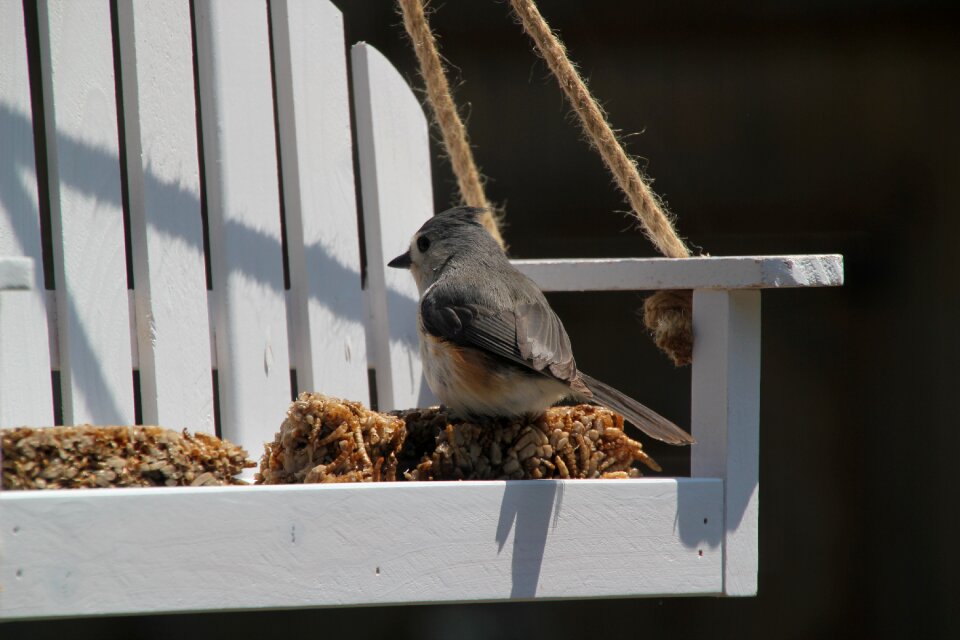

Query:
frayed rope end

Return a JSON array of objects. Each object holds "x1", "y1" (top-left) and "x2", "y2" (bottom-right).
[{"x1": 642, "y1": 290, "x2": 693, "y2": 367}]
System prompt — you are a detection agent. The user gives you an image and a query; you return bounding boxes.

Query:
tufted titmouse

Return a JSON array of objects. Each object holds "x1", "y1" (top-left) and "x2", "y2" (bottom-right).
[{"x1": 388, "y1": 206, "x2": 694, "y2": 445}]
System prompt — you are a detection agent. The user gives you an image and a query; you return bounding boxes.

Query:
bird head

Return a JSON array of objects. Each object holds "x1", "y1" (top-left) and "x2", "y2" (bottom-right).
[{"x1": 388, "y1": 206, "x2": 499, "y2": 293}]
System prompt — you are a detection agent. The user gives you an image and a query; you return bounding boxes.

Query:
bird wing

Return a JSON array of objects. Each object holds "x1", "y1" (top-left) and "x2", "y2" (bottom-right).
[
  {"x1": 420, "y1": 281, "x2": 694, "y2": 445},
  {"x1": 420, "y1": 293, "x2": 580, "y2": 385}
]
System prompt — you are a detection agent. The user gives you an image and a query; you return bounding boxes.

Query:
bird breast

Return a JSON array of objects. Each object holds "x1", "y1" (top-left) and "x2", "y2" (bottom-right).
[{"x1": 419, "y1": 331, "x2": 570, "y2": 419}]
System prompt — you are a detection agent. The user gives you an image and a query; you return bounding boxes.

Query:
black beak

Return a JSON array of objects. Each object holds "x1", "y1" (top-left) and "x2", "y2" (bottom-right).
[{"x1": 388, "y1": 250, "x2": 412, "y2": 269}]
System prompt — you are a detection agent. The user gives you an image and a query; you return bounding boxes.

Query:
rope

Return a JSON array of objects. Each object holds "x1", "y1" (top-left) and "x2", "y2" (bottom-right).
[
  {"x1": 397, "y1": 0, "x2": 506, "y2": 249},
  {"x1": 509, "y1": 0, "x2": 695, "y2": 365},
  {"x1": 398, "y1": 0, "x2": 694, "y2": 365},
  {"x1": 507, "y1": 0, "x2": 689, "y2": 259}
]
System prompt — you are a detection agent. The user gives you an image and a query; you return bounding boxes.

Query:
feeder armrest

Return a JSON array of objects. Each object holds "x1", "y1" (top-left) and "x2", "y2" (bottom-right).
[{"x1": 513, "y1": 255, "x2": 843, "y2": 292}]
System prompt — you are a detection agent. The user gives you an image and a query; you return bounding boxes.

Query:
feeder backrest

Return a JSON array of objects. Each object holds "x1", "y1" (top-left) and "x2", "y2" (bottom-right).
[{"x1": 0, "y1": 1, "x2": 430, "y2": 459}]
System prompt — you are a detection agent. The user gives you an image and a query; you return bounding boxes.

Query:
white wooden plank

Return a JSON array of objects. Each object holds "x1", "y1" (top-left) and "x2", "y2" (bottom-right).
[
  {"x1": 193, "y1": 0, "x2": 291, "y2": 457},
  {"x1": 0, "y1": 258, "x2": 33, "y2": 291},
  {"x1": 37, "y1": 0, "x2": 135, "y2": 425},
  {"x1": 0, "y1": 265, "x2": 51, "y2": 427},
  {"x1": 0, "y1": 5, "x2": 44, "y2": 294},
  {"x1": 691, "y1": 290, "x2": 761, "y2": 596},
  {"x1": 0, "y1": 478, "x2": 722, "y2": 618},
  {"x1": 270, "y1": 0, "x2": 368, "y2": 404},
  {"x1": 45, "y1": 289, "x2": 333, "y2": 374},
  {"x1": 515, "y1": 255, "x2": 844, "y2": 292},
  {"x1": 351, "y1": 43, "x2": 434, "y2": 411},
  {"x1": 0, "y1": 3, "x2": 55, "y2": 428},
  {"x1": 0, "y1": 289, "x2": 53, "y2": 427},
  {"x1": 116, "y1": 0, "x2": 214, "y2": 432}
]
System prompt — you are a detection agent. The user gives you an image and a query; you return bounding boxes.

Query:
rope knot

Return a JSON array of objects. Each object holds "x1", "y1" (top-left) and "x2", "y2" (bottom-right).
[{"x1": 642, "y1": 290, "x2": 693, "y2": 366}]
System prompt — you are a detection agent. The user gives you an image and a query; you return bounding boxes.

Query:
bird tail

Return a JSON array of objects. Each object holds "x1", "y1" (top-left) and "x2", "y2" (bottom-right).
[{"x1": 578, "y1": 372, "x2": 695, "y2": 445}]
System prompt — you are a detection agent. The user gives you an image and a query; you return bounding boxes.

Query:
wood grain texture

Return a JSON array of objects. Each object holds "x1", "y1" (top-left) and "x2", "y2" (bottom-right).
[
  {"x1": 514, "y1": 255, "x2": 844, "y2": 292},
  {"x1": 116, "y1": 0, "x2": 214, "y2": 432},
  {"x1": 271, "y1": 0, "x2": 368, "y2": 403},
  {"x1": 691, "y1": 290, "x2": 761, "y2": 596},
  {"x1": 352, "y1": 43, "x2": 435, "y2": 410},
  {"x1": 0, "y1": 479, "x2": 722, "y2": 619},
  {"x1": 193, "y1": 0, "x2": 291, "y2": 458},
  {"x1": 37, "y1": 0, "x2": 135, "y2": 425}
]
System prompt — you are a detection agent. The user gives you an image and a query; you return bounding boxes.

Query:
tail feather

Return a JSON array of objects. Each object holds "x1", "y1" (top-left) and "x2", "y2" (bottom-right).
[{"x1": 578, "y1": 372, "x2": 695, "y2": 446}]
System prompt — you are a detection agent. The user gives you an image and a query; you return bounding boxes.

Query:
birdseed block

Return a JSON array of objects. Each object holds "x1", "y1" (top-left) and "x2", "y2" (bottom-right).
[
  {"x1": 256, "y1": 394, "x2": 407, "y2": 484},
  {"x1": 399, "y1": 404, "x2": 661, "y2": 480},
  {"x1": 1, "y1": 426, "x2": 254, "y2": 490},
  {"x1": 256, "y1": 393, "x2": 659, "y2": 484}
]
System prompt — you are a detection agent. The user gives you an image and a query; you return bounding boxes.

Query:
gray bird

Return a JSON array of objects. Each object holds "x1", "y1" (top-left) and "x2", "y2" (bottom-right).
[{"x1": 388, "y1": 206, "x2": 694, "y2": 445}]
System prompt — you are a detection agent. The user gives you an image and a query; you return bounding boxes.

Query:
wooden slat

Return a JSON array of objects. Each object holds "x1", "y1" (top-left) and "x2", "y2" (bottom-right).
[
  {"x1": 270, "y1": 0, "x2": 369, "y2": 404},
  {"x1": 351, "y1": 43, "x2": 434, "y2": 411},
  {"x1": 193, "y1": 0, "x2": 291, "y2": 457},
  {"x1": 37, "y1": 0, "x2": 135, "y2": 425},
  {"x1": 0, "y1": 3, "x2": 55, "y2": 428},
  {"x1": 116, "y1": 0, "x2": 214, "y2": 432},
  {"x1": 691, "y1": 290, "x2": 761, "y2": 596},
  {"x1": 515, "y1": 255, "x2": 844, "y2": 292},
  {"x1": 0, "y1": 478, "x2": 723, "y2": 618},
  {"x1": 0, "y1": 259, "x2": 34, "y2": 290},
  {"x1": 0, "y1": 6, "x2": 44, "y2": 294}
]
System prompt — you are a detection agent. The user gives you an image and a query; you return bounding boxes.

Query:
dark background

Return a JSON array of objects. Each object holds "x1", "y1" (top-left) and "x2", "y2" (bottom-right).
[{"x1": 10, "y1": 0, "x2": 959, "y2": 638}]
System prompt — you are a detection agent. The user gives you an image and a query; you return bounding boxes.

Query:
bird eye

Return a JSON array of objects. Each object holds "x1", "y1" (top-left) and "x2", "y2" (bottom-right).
[{"x1": 417, "y1": 235, "x2": 431, "y2": 253}]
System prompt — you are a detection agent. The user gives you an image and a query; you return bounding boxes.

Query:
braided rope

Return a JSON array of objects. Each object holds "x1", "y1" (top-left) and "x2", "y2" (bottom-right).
[{"x1": 397, "y1": 0, "x2": 505, "y2": 249}]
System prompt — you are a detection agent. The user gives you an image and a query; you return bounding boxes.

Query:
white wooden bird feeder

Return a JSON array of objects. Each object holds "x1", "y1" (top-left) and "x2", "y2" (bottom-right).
[{"x1": 0, "y1": 0, "x2": 843, "y2": 620}]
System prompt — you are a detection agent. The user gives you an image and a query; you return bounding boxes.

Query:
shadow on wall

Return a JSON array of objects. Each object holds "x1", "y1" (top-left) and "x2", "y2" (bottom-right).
[{"x1": 0, "y1": 101, "x2": 421, "y2": 421}]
